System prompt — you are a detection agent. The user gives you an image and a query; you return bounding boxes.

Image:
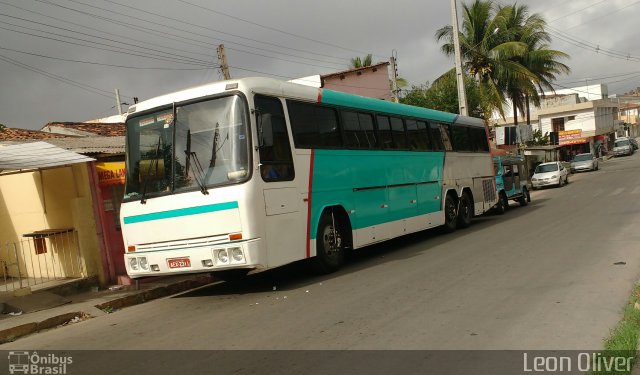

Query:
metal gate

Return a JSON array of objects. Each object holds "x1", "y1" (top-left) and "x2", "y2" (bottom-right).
[{"x1": 0, "y1": 229, "x2": 85, "y2": 292}]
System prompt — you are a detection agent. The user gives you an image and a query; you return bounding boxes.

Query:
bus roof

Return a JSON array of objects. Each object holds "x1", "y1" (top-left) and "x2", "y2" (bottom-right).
[
  {"x1": 320, "y1": 89, "x2": 457, "y2": 124},
  {"x1": 126, "y1": 77, "x2": 481, "y2": 126}
]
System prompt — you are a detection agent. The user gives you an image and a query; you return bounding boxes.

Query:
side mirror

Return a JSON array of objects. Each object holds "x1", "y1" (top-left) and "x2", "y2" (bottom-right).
[{"x1": 256, "y1": 111, "x2": 274, "y2": 148}]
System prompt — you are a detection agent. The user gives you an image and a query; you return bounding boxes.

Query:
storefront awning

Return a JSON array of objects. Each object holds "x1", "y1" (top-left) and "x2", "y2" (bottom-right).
[{"x1": 0, "y1": 141, "x2": 95, "y2": 175}]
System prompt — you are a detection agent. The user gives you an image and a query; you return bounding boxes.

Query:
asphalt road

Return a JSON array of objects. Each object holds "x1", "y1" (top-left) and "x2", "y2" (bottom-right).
[{"x1": 5, "y1": 152, "x2": 640, "y2": 351}]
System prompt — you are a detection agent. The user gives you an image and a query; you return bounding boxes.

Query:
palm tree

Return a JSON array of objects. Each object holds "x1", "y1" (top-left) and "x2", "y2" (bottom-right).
[
  {"x1": 497, "y1": 3, "x2": 570, "y2": 125},
  {"x1": 350, "y1": 54, "x2": 373, "y2": 68},
  {"x1": 435, "y1": 0, "x2": 569, "y2": 124}
]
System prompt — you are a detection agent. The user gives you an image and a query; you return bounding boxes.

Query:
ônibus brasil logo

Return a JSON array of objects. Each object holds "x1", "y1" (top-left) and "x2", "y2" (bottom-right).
[{"x1": 8, "y1": 351, "x2": 73, "y2": 374}]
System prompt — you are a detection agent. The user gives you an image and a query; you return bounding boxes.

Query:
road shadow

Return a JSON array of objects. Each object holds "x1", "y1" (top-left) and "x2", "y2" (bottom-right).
[{"x1": 175, "y1": 199, "x2": 549, "y2": 298}]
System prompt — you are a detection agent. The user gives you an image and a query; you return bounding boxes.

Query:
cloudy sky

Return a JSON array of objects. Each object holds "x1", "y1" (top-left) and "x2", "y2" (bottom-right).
[{"x1": 1, "y1": 0, "x2": 638, "y2": 130}]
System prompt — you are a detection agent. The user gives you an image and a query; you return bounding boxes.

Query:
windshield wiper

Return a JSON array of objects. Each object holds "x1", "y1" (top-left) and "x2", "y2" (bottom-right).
[
  {"x1": 184, "y1": 129, "x2": 209, "y2": 195},
  {"x1": 202, "y1": 122, "x2": 227, "y2": 184},
  {"x1": 140, "y1": 135, "x2": 162, "y2": 204}
]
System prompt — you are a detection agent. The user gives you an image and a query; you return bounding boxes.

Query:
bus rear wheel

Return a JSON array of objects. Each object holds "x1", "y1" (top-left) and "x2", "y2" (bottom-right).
[
  {"x1": 443, "y1": 193, "x2": 458, "y2": 232},
  {"x1": 314, "y1": 211, "x2": 345, "y2": 273},
  {"x1": 457, "y1": 192, "x2": 473, "y2": 228}
]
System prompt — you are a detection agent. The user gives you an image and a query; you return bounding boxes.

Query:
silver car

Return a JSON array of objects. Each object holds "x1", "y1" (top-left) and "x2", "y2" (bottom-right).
[
  {"x1": 570, "y1": 153, "x2": 599, "y2": 172},
  {"x1": 613, "y1": 138, "x2": 634, "y2": 157},
  {"x1": 531, "y1": 161, "x2": 569, "y2": 189}
]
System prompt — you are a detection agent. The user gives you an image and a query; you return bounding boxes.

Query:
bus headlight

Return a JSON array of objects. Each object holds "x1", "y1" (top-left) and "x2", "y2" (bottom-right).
[
  {"x1": 138, "y1": 257, "x2": 149, "y2": 270},
  {"x1": 229, "y1": 247, "x2": 245, "y2": 264},
  {"x1": 129, "y1": 257, "x2": 139, "y2": 271},
  {"x1": 215, "y1": 249, "x2": 229, "y2": 264}
]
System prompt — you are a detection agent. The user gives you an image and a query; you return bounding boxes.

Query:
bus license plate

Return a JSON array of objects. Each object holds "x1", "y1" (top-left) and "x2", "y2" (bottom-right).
[{"x1": 167, "y1": 258, "x2": 191, "y2": 268}]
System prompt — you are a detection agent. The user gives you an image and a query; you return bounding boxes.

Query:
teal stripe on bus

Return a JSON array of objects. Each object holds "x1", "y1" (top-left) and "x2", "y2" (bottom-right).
[
  {"x1": 123, "y1": 201, "x2": 239, "y2": 224},
  {"x1": 308, "y1": 149, "x2": 445, "y2": 239},
  {"x1": 320, "y1": 89, "x2": 457, "y2": 124}
]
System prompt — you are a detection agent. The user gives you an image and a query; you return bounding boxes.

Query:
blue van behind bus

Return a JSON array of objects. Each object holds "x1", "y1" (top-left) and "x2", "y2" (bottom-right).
[{"x1": 493, "y1": 156, "x2": 531, "y2": 214}]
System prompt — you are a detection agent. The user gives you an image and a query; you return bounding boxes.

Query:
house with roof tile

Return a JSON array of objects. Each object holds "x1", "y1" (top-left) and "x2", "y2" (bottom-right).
[{"x1": 0, "y1": 122, "x2": 128, "y2": 291}]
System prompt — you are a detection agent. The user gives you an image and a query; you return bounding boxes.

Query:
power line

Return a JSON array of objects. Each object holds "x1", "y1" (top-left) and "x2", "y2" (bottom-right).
[
  {"x1": 28, "y1": 0, "x2": 349, "y2": 70},
  {"x1": 0, "y1": 1, "x2": 217, "y2": 60},
  {"x1": 0, "y1": 1, "x2": 346, "y2": 72},
  {"x1": 548, "y1": 0, "x2": 607, "y2": 23},
  {"x1": 555, "y1": 70, "x2": 640, "y2": 85},
  {"x1": 0, "y1": 46, "x2": 214, "y2": 70},
  {"x1": 0, "y1": 15, "x2": 214, "y2": 66},
  {"x1": 564, "y1": 0, "x2": 640, "y2": 31},
  {"x1": 0, "y1": 53, "x2": 118, "y2": 99},
  {"x1": 172, "y1": 0, "x2": 387, "y2": 59},
  {"x1": 45, "y1": 0, "x2": 351, "y2": 65}
]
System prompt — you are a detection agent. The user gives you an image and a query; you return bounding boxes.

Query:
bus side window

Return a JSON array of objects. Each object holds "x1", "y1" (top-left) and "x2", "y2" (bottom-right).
[
  {"x1": 406, "y1": 119, "x2": 430, "y2": 151},
  {"x1": 376, "y1": 115, "x2": 394, "y2": 149},
  {"x1": 428, "y1": 122, "x2": 445, "y2": 151},
  {"x1": 341, "y1": 110, "x2": 376, "y2": 149},
  {"x1": 438, "y1": 124, "x2": 453, "y2": 151},
  {"x1": 471, "y1": 127, "x2": 490, "y2": 152},
  {"x1": 255, "y1": 95, "x2": 294, "y2": 182}
]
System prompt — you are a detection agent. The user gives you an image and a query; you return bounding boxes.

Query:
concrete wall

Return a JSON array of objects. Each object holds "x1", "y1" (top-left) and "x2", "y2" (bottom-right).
[
  {"x1": 0, "y1": 164, "x2": 105, "y2": 284},
  {"x1": 322, "y1": 66, "x2": 392, "y2": 100}
]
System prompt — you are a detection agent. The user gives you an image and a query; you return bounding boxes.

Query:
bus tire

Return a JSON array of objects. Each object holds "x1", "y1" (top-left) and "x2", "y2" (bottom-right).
[
  {"x1": 457, "y1": 192, "x2": 473, "y2": 228},
  {"x1": 314, "y1": 211, "x2": 345, "y2": 273},
  {"x1": 443, "y1": 193, "x2": 458, "y2": 232}
]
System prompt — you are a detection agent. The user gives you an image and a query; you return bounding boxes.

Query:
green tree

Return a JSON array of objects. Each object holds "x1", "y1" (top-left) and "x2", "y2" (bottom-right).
[
  {"x1": 0, "y1": 123, "x2": 5, "y2": 131},
  {"x1": 497, "y1": 3, "x2": 570, "y2": 125},
  {"x1": 401, "y1": 70, "x2": 488, "y2": 119},
  {"x1": 435, "y1": 0, "x2": 569, "y2": 122},
  {"x1": 525, "y1": 129, "x2": 549, "y2": 146}
]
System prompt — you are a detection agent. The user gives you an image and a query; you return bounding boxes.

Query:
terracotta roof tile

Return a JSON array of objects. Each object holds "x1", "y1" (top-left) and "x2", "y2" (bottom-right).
[
  {"x1": 0, "y1": 128, "x2": 69, "y2": 141},
  {"x1": 44, "y1": 122, "x2": 126, "y2": 137}
]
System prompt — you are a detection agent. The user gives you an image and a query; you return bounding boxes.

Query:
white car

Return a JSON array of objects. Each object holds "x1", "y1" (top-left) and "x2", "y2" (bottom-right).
[{"x1": 531, "y1": 161, "x2": 569, "y2": 189}]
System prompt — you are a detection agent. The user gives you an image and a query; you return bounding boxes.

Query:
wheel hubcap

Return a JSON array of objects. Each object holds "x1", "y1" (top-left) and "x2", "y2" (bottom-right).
[
  {"x1": 322, "y1": 225, "x2": 342, "y2": 258},
  {"x1": 446, "y1": 201, "x2": 456, "y2": 222}
]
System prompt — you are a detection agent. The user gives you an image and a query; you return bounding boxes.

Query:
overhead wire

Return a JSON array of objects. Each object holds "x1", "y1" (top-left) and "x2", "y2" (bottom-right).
[
  {"x1": 0, "y1": 22, "x2": 214, "y2": 67},
  {"x1": 0, "y1": 1, "x2": 347, "y2": 72},
  {"x1": 25, "y1": 0, "x2": 349, "y2": 70},
  {"x1": 0, "y1": 46, "x2": 213, "y2": 70},
  {"x1": 0, "y1": 53, "x2": 119, "y2": 99},
  {"x1": 37, "y1": 0, "x2": 351, "y2": 66},
  {"x1": 171, "y1": 0, "x2": 387, "y2": 59},
  {"x1": 0, "y1": 13, "x2": 216, "y2": 65}
]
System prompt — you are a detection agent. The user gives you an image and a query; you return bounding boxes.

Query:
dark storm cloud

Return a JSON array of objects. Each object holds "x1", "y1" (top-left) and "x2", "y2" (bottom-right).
[{"x1": 0, "y1": 0, "x2": 638, "y2": 130}]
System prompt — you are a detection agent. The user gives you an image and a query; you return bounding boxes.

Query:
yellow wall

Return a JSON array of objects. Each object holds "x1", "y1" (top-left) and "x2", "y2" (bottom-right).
[{"x1": 0, "y1": 163, "x2": 106, "y2": 285}]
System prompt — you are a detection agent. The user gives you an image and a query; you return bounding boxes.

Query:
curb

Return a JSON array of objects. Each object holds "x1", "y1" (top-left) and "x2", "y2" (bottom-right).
[
  {"x1": 95, "y1": 275, "x2": 214, "y2": 312},
  {"x1": 0, "y1": 312, "x2": 82, "y2": 344},
  {"x1": 0, "y1": 275, "x2": 215, "y2": 344}
]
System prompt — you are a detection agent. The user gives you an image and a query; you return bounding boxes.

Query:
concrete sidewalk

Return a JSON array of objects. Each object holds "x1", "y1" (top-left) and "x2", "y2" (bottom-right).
[{"x1": 0, "y1": 274, "x2": 215, "y2": 344}]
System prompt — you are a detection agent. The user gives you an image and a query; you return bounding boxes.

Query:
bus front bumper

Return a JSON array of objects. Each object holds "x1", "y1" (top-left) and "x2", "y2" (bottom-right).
[{"x1": 124, "y1": 238, "x2": 262, "y2": 278}]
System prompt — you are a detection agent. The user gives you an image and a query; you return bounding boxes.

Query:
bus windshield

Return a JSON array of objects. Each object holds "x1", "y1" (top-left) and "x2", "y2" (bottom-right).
[{"x1": 124, "y1": 95, "x2": 250, "y2": 201}]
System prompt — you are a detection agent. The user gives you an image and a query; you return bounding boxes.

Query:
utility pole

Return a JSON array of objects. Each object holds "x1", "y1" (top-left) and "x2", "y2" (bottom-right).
[
  {"x1": 451, "y1": 0, "x2": 468, "y2": 116},
  {"x1": 216, "y1": 44, "x2": 231, "y2": 80},
  {"x1": 390, "y1": 52, "x2": 399, "y2": 103},
  {"x1": 114, "y1": 89, "x2": 122, "y2": 115}
]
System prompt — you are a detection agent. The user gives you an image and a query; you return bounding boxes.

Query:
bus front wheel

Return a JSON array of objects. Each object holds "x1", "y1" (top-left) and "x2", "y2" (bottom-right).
[
  {"x1": 443, "y1": 194, "x2": 458, "y2": 232},
  {"x1": 314, "y1": 212, "x2": 345, "y2": 273}
]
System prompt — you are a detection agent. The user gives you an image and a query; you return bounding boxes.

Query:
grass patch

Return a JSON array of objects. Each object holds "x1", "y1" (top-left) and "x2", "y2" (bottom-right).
[{"x1": 592, "y1": 284, "x2": 640, "y2": 375}]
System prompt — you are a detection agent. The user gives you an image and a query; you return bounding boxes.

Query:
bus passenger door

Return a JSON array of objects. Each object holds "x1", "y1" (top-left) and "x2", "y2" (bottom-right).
[{"x1": 255, "y1": 95, "x2": 305, "y2": 268}]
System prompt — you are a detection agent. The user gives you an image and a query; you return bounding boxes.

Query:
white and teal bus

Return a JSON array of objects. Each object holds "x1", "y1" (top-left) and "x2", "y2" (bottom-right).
[{"x1": 121, "y1": 77, "x2": 497, "y2": 278}]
